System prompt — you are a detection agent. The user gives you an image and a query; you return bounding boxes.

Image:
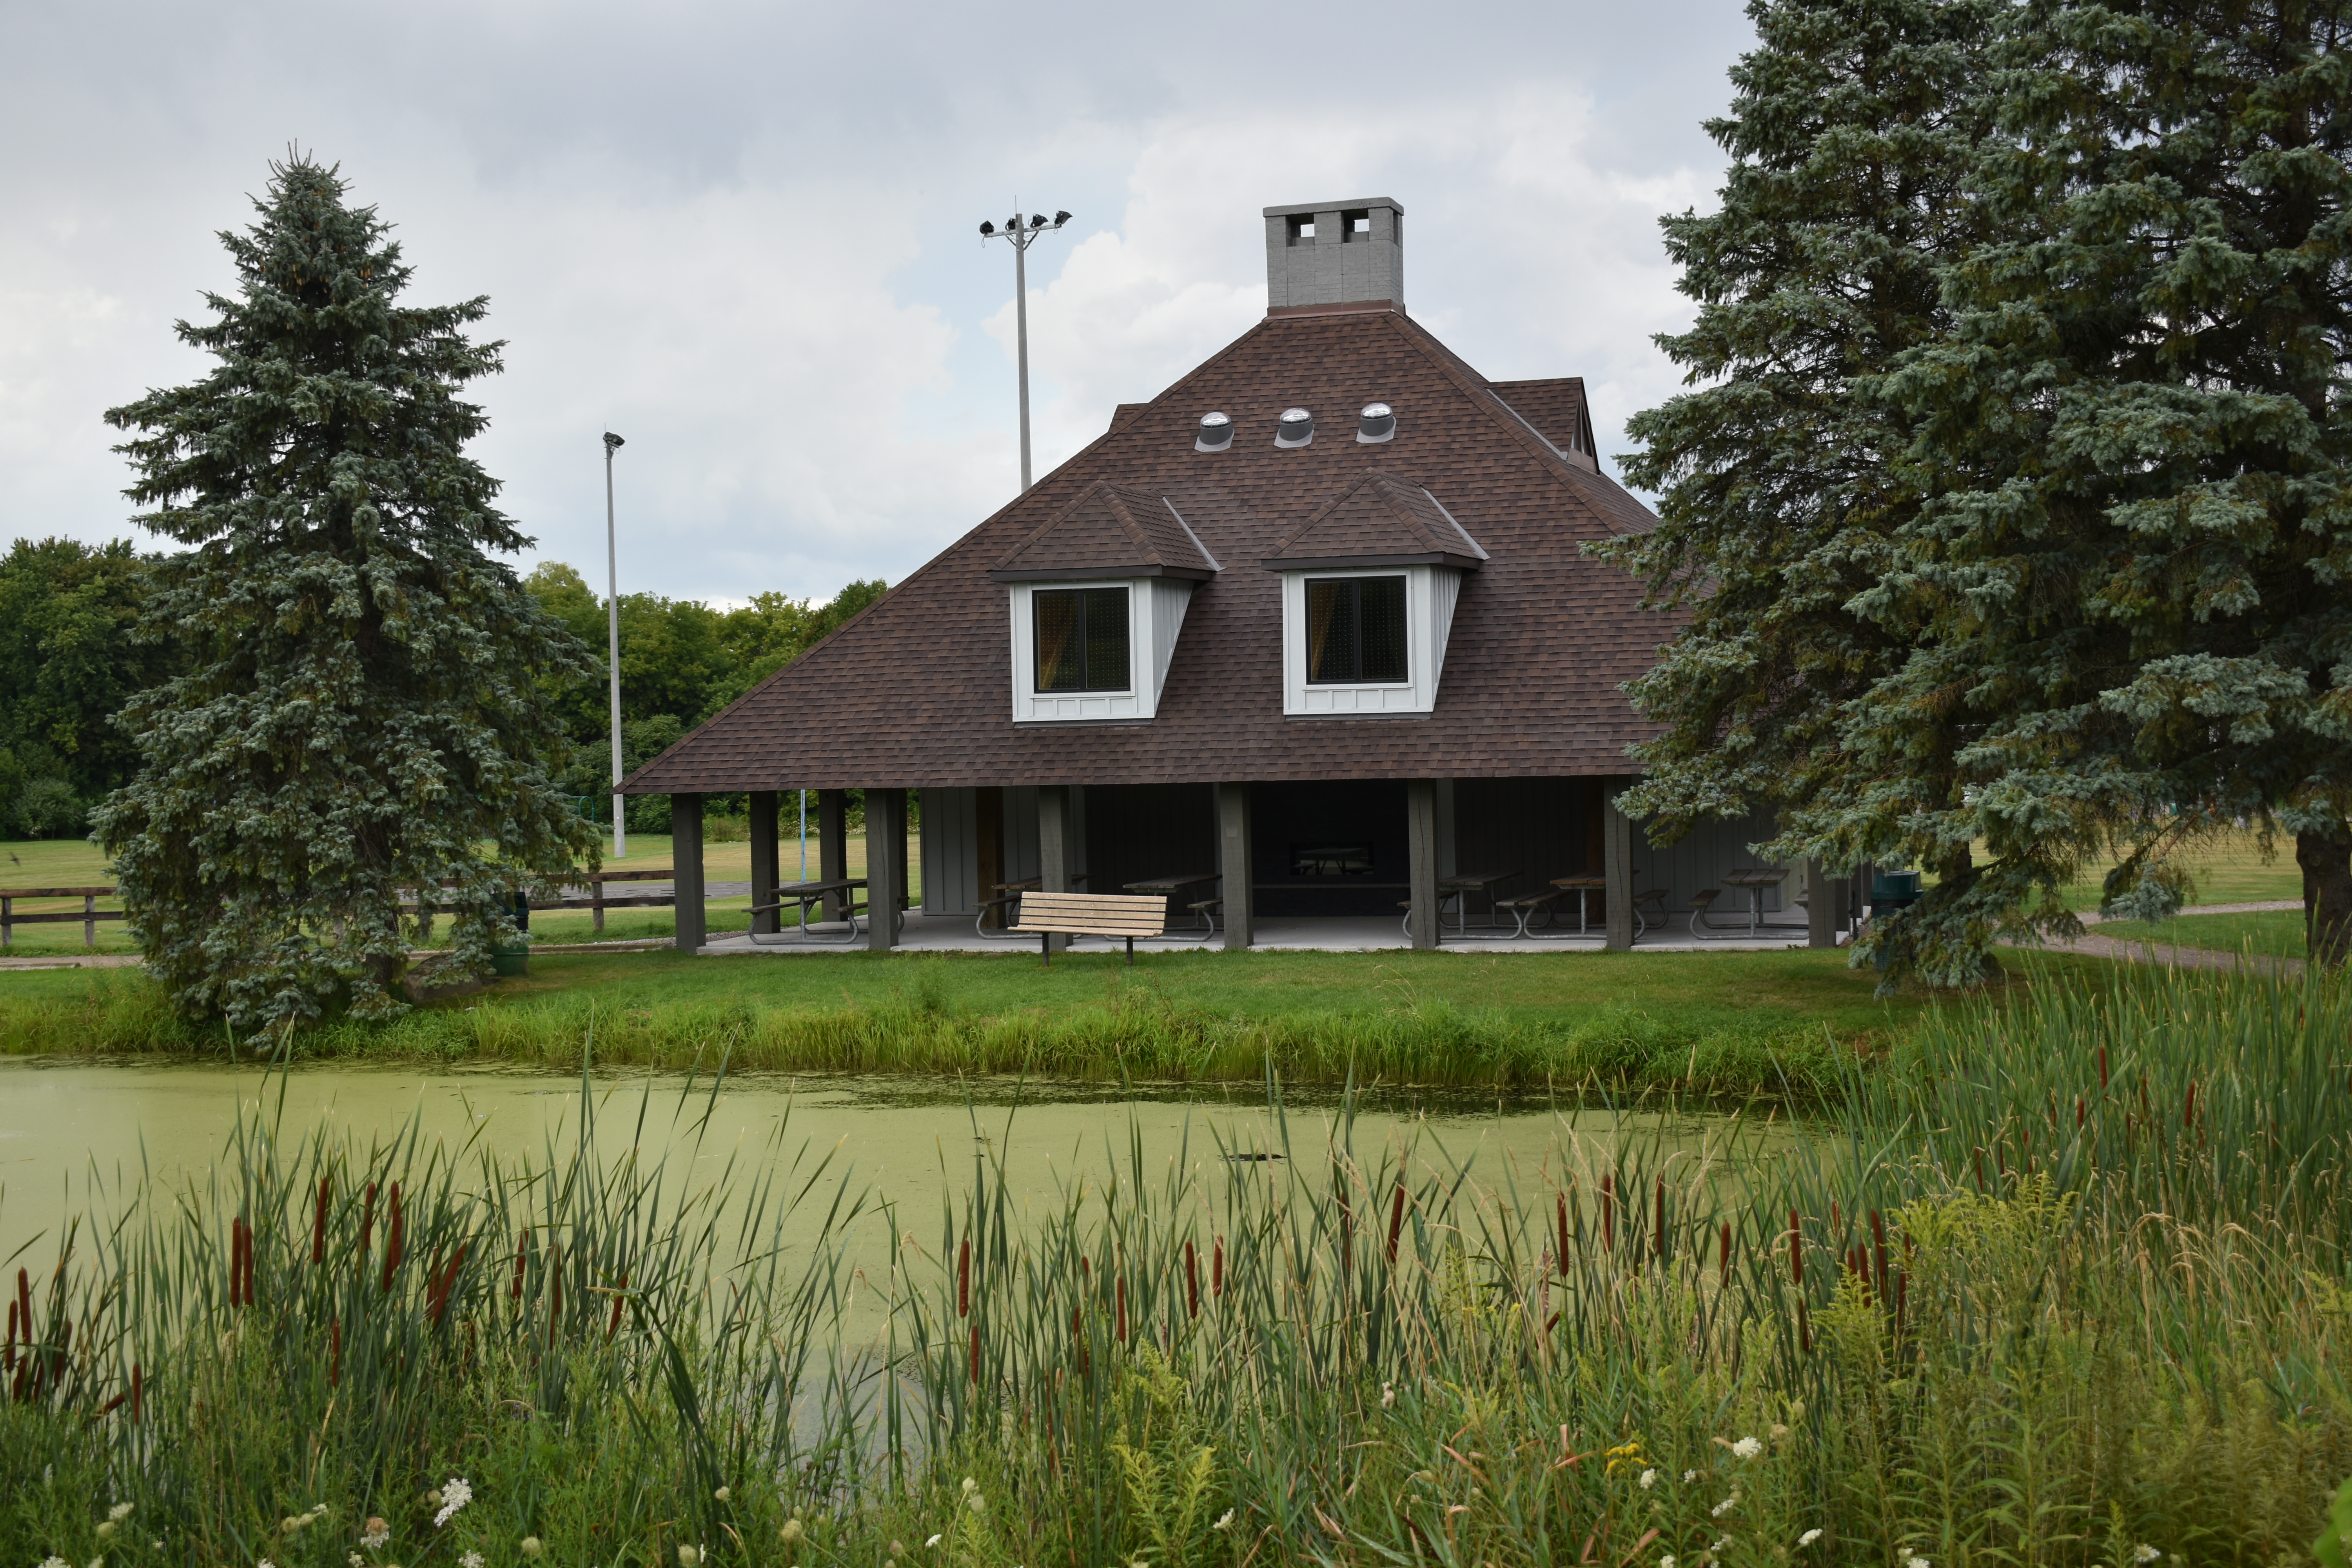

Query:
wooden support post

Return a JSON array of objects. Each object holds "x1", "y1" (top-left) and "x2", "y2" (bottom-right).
[
  {"x1": 1215, "y1": 783, "x2": 1253, "y2": 950},
  {"x1": 749, "y1": 791, "x2": 779, "y2": 935},
  {"x1": 1805, "y1": 857, "x2": 1837, "y2": 949},
  {"x1": 83, "y1": 894, "x2": 96, "y2": 949},
  {"x1": 2, "y1": 893, "x2": 11, "y2": 949},
  {"x1": 1407, "y1": 779, "x2": 1440, "y2": 951},
  {"x1": 865, "y1": 788, "x2": 905, "y2": 952},
  {"x1": 1603, "y1": 782, "x2": 1634, "y2": 952},
  {"x1": 975, "y1": 788, "x2": 1005, "y2": 931},
  {"x1": 592, "y1": 875, "x2": 606, "y2": 933},
  {"x1": 818, "y1": 789, "x2": 849, "y2": 922},
  {"x1": 1038, "y1": 786, "x2": 1074, "y2": 954},
  {"x1": 671, "y1": 795, "x2": 707, "y2": 953}
]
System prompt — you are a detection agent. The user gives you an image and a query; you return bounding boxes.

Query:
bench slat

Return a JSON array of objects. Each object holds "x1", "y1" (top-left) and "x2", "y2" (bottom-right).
[{"x1": 1010, "y1": 891, "x2": 1169, "y2": 937}]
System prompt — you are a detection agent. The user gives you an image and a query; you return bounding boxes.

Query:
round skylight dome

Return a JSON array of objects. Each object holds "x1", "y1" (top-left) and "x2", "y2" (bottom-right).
[
  {"x1": 1357, "y1": 402, "x2": 1396, "y2": 443},
  {"x1": 1275, "y1": 407, "x2": 1315, "y2": 448},
  {"x1": 1194, "y1": 410, "x2": 1234, "y2": 452}
]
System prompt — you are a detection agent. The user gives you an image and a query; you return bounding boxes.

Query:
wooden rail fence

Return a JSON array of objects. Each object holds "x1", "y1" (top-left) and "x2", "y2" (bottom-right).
[
  {"x1": 3, "y1": 869, "x2": 693, "y2": 950},
  {"x1": 0, "y1": 887, "x2": 125, "y2": 948}
]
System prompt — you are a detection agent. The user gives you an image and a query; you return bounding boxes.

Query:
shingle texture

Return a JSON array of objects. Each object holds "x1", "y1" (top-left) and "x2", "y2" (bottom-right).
[
  {"x1": 990, "y1": 480, "x2": 1218, "y2": 581},
  {"x1": 1266, "y1": 470, "x2": 1488, "y2": 569},
  {"x1": 623, "y1": 308, "x2": 1673, "y2": 793}
]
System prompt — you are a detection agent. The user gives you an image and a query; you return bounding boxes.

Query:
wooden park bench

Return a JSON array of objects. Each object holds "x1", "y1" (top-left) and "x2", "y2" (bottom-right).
[{"x1": 1010, "y1": 891, "x2": 1167, "y2": 966}]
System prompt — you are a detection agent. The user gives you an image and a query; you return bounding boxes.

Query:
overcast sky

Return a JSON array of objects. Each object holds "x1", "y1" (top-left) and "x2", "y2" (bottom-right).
[{"x1": 1, "y1": 0, "x2": 1754, "y2": 606}]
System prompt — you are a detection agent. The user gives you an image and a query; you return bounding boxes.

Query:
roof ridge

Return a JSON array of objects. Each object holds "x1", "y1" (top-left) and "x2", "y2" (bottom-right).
[{"x1": 1377, "y1": 314, "x2": 1655, "y2": 537}]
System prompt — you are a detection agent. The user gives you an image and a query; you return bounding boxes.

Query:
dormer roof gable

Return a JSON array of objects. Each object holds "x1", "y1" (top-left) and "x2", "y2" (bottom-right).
[
  {"x1": 988, "y1": 479, "x2": 1220, "y2": 582},
  {"x1": 1262, "y1": 470, "x2": 1488, "y2": 572}
]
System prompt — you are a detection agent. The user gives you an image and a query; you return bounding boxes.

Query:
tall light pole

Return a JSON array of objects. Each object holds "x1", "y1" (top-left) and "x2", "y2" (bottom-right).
[
  {"x1": 978, "y1": 207, "x2": 1071, "y2": 491},
  {"x1": 602, "y1": 430, "x2": 627, "y2": 860}
]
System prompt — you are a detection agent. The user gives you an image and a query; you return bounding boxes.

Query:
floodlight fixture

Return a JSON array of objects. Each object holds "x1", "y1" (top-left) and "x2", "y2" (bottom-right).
[{"x1": 976, "y1": 199, "x2": 1073, "y2": 492}]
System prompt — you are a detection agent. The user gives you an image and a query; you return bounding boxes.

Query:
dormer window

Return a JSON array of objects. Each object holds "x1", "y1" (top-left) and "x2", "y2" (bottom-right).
[
  {"x1": 989, "y1": 479, "x2": 1220, "y2": 723},
  {"x1": 1306, "y1": 576, "x2": 1407, "y2": 684},
  {"x1": 1035, "y1": 587, "x2": 1131, "y2": 692},
  {"x1": 1262, "y1": 471, "x2": 1488, "y2": 718}
]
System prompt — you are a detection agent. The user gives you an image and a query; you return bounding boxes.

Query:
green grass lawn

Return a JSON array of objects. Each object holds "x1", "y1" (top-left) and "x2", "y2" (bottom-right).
[
  {"x1": 2053, "y1": 826, "x2": 2303, "y2": 909},
  {"x1": 2092, "y1": 908, "x2": 2308, "y2": 960}
]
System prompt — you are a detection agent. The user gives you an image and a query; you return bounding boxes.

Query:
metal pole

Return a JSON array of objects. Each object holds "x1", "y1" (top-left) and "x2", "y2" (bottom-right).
[
  {"x1": 798, "y1": 788, "x2": 807, "y2": 883},
  {"x1": 603, "y1": 432, "x2": 627, "y2": 860},
  {"x1": 1014, "y1": 230, "x2": 1032, "y2": 492}
]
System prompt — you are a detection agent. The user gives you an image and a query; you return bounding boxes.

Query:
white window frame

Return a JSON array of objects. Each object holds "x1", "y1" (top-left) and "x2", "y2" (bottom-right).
[
  {"x1": 1280, "y1": 564, "x2": 1461, "y2": 717},
  {"x1": 1008, "y1": 578, "x2": 1194, "y2": 723}
]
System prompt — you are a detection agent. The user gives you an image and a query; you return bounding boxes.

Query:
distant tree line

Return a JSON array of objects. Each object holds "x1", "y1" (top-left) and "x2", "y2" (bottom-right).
[
  {"x1": 0, "y1": 538, "x2": 179, "y2": 839},
  {"x1": 0, "y1": 538, "x2": 879, "y2": 845},
  {"x1": 521, "y1": 563, "x2": 884, "y2": 835}
]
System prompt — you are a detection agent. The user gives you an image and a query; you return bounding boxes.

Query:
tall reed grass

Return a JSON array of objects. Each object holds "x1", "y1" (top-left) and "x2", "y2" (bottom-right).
[{"x1": 4, "y1": 965, "x2": 2347, "y2": 1567}]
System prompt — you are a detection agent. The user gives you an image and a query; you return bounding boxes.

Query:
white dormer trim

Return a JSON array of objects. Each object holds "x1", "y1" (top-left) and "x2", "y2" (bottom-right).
[
  {"x1": 1279, "y1": 564, "x2": 1461, "y2": 717},
  {"x1": 1008, "y1": 578, "x2": 1195, "y2": 723}
]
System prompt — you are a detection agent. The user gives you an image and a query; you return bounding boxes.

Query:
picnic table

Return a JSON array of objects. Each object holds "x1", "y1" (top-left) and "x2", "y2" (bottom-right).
[
  {"x1": 1720, "y1": 867, "x2": 1788, "y2": 938},
  {"x1": 1123, "y1": 871, "x2": 1222, "y2": 933},
  {"x1": 1547, "y1": 874, "x2": 1608, "y2": 937},
  {"x1": 746, "y1": 877, "x2": 870, "y2": 945},
  {"x1": 1439, "y1": 869, "x2": 1514, "y2": 934}
]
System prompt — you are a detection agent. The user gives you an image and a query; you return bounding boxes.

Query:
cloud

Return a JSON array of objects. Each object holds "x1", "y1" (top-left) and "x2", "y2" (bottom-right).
[{"x1": 0, "y1": 0, "x2": 1751, "y2": 602}]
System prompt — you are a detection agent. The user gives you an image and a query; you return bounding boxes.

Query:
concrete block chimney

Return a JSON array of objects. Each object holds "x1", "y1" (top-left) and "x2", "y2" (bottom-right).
[{"x1": 1262, "y1": 198, "x2": 1403, "y2": 315}]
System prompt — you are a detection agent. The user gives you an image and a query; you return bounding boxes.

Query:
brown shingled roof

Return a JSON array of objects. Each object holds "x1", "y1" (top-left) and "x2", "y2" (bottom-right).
[
  {"x1": 622, "y1": 307, "x2": 1673, "y2": 793},
  {"x1": 989, "y1": 479, "x2": 1220, "y2": 582},
  {"x1": 1265, "y1": 470, "x2": 1488, "y2": 571}
]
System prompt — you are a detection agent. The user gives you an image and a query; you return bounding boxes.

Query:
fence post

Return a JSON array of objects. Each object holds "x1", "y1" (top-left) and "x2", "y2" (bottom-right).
[
  {"x1": 593, "y1": 873, "x2": 606, "y2": 934},
  {"x1": 2, "y1": 894, "x2": 11, "y2": 949},
  {"x1": 84, "y1": 894, "x2": 96, "y2": 948}
]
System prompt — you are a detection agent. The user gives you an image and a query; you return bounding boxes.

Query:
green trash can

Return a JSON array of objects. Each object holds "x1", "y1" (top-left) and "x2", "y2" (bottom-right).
[{"x1": 493, "y1": 889, "x2": 530, "y2": 976}]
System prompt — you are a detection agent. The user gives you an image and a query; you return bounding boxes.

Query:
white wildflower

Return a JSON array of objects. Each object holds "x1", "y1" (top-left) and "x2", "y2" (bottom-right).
[
  {"x1": 677, "y1": 1547, "x2": 700, "y2": 1568},
  {"x1": 780, "y1": 1519, "x2": 804, "y2": 1544},
  {"x1": 434, "y1": 1479, "x2": 472, "y2": 1529},
  {"x1": 1798, "y1": 1530, "x2": 1823, "y2": 1547},
  {"x1": 961, "y1": 1476, "x2": 977, "y2": 1495},
  {"x1": 1713, "y1": 1494, "x2": 1739, "y2": 1517},
  {"x1": 2132, "y1": 1551, "x2": 2159, "y2": 1566},
  {"x1": 258, "y1": 1559, "x2": 276, "y2": 1568},
  {"x1": 1907, "y1": 1557, "x2": 1930, "y2": 1568},
  {"x1": 714, "y1": 1486, "x2": 731, "y2": 1503},
  {"x1": 1731, "y1": 1436, "x2": 1762, "y2": 1459},
  {"x1": 968, "y1": 1496, "x2": 985, "y2": 1515},
  {"x1": 1638, "y1": 1468, "x2": 1658, "y2": 1490},
  {"x1": 521, "y1": 1541, "x2": 543, "y2": 1560},
  {"x1": 1213, "y1": 1511, "x2": 1236, "y2": 1532},
  {"x1": 40, "y1": 1557, "x2": 70, "y2": 1568},
  {"x1": 361, "y1": 1519, "x2": 390, "y2": 1550},
  {"x1": 1769, "y1": 1424, "x2": 1789, "y2": 1442},
  {"x1": 350, "y1": 1556, "x2": 365, "y2": 1567},
  {"x1": 107, "y1": 1505, "x2": 134, "y2": 1524},
  {"x1": 1659, "y1": 1557, "x2": 1675, "y2": 1568},
  {"x1": 1381, "y1": 1382, "x2": 1396, "y2": 1408},
  {"x1": 925, "y1": 1537, "x2": 942, "y2": 1550},
  {"x1": 461, "y1": 1554, "x2": 485, "y2": 1568},
  {"x1": 89, "y1": 1558, "x2": 103, "y2": 1568},
  {"x1": 1682, "y1": 1470, "x2": 1697, "y2": 1483}
]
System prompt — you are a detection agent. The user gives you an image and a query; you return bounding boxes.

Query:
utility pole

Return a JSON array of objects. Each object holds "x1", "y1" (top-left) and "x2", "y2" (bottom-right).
[
  {"x1": 978, "y1": 207, "x2": 1071, "y2": 491},
  {"x1": 603, "y1": 430, "x2": 627, "y2": 859}
]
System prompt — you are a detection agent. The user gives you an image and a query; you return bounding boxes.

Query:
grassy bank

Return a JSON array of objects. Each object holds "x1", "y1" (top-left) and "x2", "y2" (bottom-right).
[
  {"x1": 2, "y1": 962, "x2": 2346, "y2": 1566},
  {"x1": 0, "y1": 945, "x2": 2016, "y2": 1097}
]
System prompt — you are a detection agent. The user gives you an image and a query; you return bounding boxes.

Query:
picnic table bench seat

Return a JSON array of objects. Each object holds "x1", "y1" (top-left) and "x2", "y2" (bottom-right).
[{"x1": 1493, "y1": 887, "x2": 1569, "y2": 938}]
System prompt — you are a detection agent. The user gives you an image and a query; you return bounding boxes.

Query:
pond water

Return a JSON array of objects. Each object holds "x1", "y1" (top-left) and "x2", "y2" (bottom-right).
[{"x1": 0, "y1": 1060, "x2": 1802, "y2": 1309}]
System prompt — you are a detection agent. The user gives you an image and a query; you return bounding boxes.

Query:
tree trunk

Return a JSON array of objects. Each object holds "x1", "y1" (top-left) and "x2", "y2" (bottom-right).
[{"x1": 2295, "y1": 824, "x2": 2352, "y2": 968}]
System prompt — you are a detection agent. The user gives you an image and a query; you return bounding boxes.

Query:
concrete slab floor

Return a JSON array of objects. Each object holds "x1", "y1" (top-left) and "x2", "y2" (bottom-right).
[{"x1": 697, "y1": 912, "x2": 1822, "y2": 957}]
